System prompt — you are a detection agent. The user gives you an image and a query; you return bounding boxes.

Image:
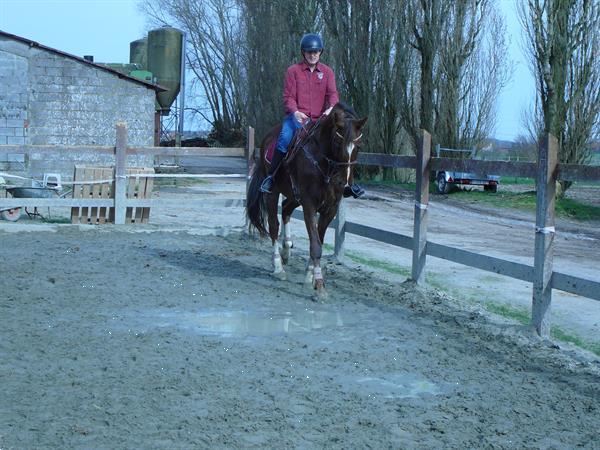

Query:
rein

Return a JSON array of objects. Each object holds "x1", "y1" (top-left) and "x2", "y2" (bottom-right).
[{"x1": 283, "y1": 113, "x2": 360, "y2": 203}]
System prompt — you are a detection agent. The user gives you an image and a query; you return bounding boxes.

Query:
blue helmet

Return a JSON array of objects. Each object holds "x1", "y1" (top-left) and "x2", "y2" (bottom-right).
[{"x1": 300, "y1": 33, "x2": 323, "y2": 52}]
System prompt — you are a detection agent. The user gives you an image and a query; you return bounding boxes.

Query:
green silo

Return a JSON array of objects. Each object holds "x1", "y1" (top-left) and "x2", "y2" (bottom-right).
[
  {"x1": 129, "y1": 38, "x2": 148, "y2": 69},
  {"x1": 147, "y1": 26, "x2": 183, "y2": 115}
]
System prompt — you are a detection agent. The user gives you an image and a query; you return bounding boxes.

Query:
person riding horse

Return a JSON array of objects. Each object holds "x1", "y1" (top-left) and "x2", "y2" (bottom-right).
[{"x1": 260, "y1": 33, "x2": 365, "y2": 199}]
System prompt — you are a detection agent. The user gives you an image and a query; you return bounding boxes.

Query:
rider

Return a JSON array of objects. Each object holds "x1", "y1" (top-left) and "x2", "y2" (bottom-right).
[{"x1": 260, "y1": 33, "x2": 365, "y2": 199}]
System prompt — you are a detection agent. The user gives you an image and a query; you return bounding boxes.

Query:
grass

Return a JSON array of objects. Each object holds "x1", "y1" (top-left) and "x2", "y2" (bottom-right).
[
  {"x1": 322, "y1": 244, "x2": 600, "y2": 357},
  {"x1": 363, "y1": 179, "x2": 416, "y2": 191},
  {"x1": 451, "y1": 189, "x2": 600, "y2": 221},
  {"x1": 323, "y1": 243, "x2": 412, "y2": 278},
  {"x1": 498, "y1": 177, "x2": 535, "y2": 185},
  {"x1": 484, "y1": 302, "x2": 600, "y2": 357}
]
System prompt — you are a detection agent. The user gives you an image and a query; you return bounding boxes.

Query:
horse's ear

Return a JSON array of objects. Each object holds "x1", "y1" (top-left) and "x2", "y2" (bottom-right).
[
  {"x1": 354, "y1": 116, "x2": 368, "y2": 130},
  {"x1": 333, "y1": 108, "x2": 345, "y2": 128}
]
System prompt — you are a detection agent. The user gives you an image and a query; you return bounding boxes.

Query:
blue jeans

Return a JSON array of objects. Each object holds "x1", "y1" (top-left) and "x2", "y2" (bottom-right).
[{"x1": 276, "y1": 113, "x2": 305, "y2": 154}]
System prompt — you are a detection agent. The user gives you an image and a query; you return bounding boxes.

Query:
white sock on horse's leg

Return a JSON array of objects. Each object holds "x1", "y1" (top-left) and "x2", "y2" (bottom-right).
[
  {"x1": 272, "y1": 241, "x2": 284, "y2": 273},
  {"x1": 281, "y1": 222, "x2": 293, "y2": 264},
  {"x1": 304, "y1": 261, "x2": 314, "y2": 285},
  {"x1": 284, "y1": 222, "x2": 292, "y2": 248}
]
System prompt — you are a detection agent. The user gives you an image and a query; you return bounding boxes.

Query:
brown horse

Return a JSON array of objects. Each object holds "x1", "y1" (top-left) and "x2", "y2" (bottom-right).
[{"x1": 246, "y1": 102, "x2": 367, "y2": 299}]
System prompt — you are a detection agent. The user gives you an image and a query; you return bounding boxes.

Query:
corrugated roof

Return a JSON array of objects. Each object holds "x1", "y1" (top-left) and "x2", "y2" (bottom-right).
[{"x1": 0, "y1": 30, "x2": 167, "y2": 92}]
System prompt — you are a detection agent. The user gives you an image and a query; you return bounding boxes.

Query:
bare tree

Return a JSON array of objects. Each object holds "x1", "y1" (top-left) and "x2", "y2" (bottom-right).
[
  {"x1": 435, "y1": 0, "x2": 510, "y2": 150},
  {"x1": 241, "y1": 0, "x2": 320, "y2": 139},
  {"x1": 140, "y1": 0, "x2": 247, "y2": 145},
  {"x1": 320, "y1": 1, "x2": 418, "y2": 182},
  {"x1": 408, "y1": 0, "x2": 449, "y2": 142},
  {"x1": 519, "y1": 0, "x2": 600, "y2": 192}
]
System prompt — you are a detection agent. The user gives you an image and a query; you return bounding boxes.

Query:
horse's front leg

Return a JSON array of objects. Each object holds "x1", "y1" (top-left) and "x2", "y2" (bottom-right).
[
  {"x1": 281, "y1": 198, "x2": 298, "y2": 265},
  {"x1": 267, "y1": 193, "x2": 285, "y2": 280},
  {"x1": 317, "y1": 206, "x2": 338, "y2": 246},
  {"x1": 303, "y1": 208, "x2": 327, "y2": 300}
]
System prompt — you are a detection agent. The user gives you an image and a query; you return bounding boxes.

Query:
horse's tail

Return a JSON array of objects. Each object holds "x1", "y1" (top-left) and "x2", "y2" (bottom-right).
[{"x1": 246, "y1": 160, "x2": 268, "y2": 237}]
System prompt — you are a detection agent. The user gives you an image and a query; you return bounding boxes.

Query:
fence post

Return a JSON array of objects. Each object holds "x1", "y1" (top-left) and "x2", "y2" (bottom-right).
[
  {"x1": 411, "y1": 129, "x2": 431, "y2": 284},
  {"x1": 244, "y1": 126, "x2": 255, "y2": 231},
  {"x1": 246, "y1": 126, "x2": 255, "y2": 190},
  {"x1": 334, "y1": 199, "x2": 346, "y2": 262},
  {"x1": 114, "y1": 123, "x2": 127, "y2": 225},
  {"x1": 532, "y1": 133, "x2": 558, "y2": 337}
]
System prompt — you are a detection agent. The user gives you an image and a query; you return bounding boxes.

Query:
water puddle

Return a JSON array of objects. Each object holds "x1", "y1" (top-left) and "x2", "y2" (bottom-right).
[
  {"x1": 341, "y1": 373, "x2": 447, "y2": 399},
  {"x1": 135, "y1": 308, "x2": 346, "y2": 336}
]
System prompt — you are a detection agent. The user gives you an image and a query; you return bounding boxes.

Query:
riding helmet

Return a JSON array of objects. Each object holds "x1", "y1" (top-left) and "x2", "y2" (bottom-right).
[{"x1": 300, "y1": 33, "x2": 323, "y2": 52}]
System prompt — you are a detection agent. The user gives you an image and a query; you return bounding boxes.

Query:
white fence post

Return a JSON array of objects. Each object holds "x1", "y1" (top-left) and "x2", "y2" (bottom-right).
[
  {"x1": 114, "y1": 123, "x2": 127, "y2": 225},
  {"x1": 411, "y1": 129, "x2": 431, "y2": 284},
  {"x1": 334, "y1": 199, "x2": 346, "y2": 262},
  {"x1": 532, "y1": 134, "x2": 558, "y2": 337}
]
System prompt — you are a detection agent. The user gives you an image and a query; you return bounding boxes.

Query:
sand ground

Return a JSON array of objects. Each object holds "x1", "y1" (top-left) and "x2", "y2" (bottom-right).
[{"x1": 1, "y1": 176, "x2": 599, "y2": 448}]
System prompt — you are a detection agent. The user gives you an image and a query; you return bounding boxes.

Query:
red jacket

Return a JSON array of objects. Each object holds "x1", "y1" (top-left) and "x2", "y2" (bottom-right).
[{"x1": 283, "y1": 61, "x2": 339, "y2": 118}]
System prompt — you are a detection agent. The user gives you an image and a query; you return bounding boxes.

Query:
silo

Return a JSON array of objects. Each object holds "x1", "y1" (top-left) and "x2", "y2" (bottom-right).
[
  {"x1": 147, "y1": 26, "x2": 183, "y2": 115},
  {"x1": 129, "y1": 38, "x2": 148, "y2": 70}
]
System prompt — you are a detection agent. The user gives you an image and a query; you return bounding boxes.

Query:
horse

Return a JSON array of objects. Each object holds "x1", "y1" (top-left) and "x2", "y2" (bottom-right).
[{"x1": 246, "y1": 102, "x2": 367, "y2": 300}]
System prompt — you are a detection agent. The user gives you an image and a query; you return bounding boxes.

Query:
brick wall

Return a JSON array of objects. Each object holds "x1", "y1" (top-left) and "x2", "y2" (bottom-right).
[
  {"x1": 0, "y1": 49, "x2": 28, "y2": 145},
  {"x1": 0, "y1": 37, "x2": 156, "y2": 180}
]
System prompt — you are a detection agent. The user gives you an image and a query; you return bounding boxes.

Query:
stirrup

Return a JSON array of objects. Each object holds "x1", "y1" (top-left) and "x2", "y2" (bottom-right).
[
  {"x1": 260, "y1": 176, "x2": 274, "y2": 193},
  {"x1": 344, "y1": 184, "x2": 365, "y2": 199}
]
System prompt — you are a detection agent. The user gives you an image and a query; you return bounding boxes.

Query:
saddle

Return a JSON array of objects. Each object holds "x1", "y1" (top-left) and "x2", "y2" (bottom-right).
[{"x1": 265, "y1": 121, "x2": 319, "y2": 164}]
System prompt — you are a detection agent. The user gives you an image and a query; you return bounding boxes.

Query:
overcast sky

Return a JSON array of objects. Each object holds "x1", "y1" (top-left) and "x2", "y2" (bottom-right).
[{"x1": 0, "y1": 0, "x2": 534, "y2": 141}]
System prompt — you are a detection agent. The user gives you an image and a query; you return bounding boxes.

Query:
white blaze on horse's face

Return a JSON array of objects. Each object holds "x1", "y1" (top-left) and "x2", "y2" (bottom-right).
[
  {"x1": 345, "y1": 141, "x2": 354, "y2": 185},
  {"x1": 336, "y1": 130, "x2": 363, "y2": 186}
]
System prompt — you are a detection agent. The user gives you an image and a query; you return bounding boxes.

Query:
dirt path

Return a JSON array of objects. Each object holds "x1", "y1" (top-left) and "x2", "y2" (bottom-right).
[
  {"x1": 5, "y1": 177, "x2": 599, "y2": 349},
  {"x1": 1, "y1": 226, "x2": 599, "y2": 448}
]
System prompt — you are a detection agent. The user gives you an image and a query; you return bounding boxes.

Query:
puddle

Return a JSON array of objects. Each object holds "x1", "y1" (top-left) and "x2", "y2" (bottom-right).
[
  {"x1": 341, "y1": 373, "x2": 447, "y2": 399},
  {"x1": 133, "y1": 308, "x2": 346, "y2": 336}
]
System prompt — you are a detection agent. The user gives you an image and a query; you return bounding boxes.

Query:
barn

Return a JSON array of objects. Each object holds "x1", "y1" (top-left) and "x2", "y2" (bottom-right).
[{"x1": 0, "y1": 30, "x2": 161, "y2": 148}]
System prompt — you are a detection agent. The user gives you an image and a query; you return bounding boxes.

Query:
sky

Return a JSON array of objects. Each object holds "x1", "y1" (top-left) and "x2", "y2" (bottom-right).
[{"x1": 0, "y1": 0, "x2": 535, "y2": 141}]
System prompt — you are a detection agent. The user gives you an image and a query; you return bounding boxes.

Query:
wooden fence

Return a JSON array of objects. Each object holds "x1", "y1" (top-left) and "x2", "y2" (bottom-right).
[
  {"x1": 1, "y1": 123, "x2": 599, "y2": 338},
  {"x1": 0, "y1": 123, "x2": 249, "y2": 223},
  {"x1": 327, "y1": 130, "x2": 600, "y2": 337}
]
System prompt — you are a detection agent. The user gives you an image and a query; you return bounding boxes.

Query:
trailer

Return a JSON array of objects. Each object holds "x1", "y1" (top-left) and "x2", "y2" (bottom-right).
[{"x1": 435, "y1": 145, "x2": 500, "y2": 194}]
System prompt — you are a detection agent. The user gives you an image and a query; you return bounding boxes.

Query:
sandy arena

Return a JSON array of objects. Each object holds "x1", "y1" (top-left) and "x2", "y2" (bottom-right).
[{"x1": 1, "y1": 221, "x2": 599, "y2": 448}]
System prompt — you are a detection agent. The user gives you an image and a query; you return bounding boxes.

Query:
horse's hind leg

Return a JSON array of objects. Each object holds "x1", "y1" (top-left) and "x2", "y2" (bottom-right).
[
  {"x1": 267, "y1": 193, "x2": 286, "y2": 279},
  {"x1": 281, "y1": 198, "x2": 299, "y2": 265}
]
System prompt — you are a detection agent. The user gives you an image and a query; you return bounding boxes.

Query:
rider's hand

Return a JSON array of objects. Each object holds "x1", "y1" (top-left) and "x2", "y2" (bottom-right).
[
  {"x1": 294, "y1": 111, "x2": 309, "y2": 123},
  {"x1": 323, "y1": 106, "x2": 333, "y2": 116}
]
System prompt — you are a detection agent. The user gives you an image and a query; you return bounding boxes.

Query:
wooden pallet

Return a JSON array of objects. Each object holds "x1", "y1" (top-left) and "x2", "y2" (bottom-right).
[{"x1": 71, "y1": 165, "x2": 154, "y2": 224}]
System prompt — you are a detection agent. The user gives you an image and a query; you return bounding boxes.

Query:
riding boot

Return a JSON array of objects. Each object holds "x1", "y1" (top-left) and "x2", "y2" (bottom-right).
[
  {"x1": 260, "y1": 150, "x2": 286, "y2": 193},
  {"x1": 343, "y1": 183, "x2": 366, "y2": 199}
]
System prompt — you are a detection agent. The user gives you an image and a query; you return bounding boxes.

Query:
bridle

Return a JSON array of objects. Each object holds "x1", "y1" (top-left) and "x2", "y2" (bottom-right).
[
  {"x1": 301, "y1": 118, "x2": 361, "y2": 184},
  {"x1": 284, "y1": 113, "x2": 362, "y2": 203}
]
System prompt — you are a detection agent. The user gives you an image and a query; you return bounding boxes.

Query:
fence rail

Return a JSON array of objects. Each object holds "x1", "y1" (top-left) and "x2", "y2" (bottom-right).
[
  {"x1": 1, "y1": 123, "x2": 599, "y2": 338},
  {"x1": 341, "y1": 131, "x2": 600, "y2": 337}
]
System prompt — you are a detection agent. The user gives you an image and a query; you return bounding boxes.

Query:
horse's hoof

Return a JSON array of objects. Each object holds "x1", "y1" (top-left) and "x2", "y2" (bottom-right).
[
  {"x1": 313, "y1": 279, "x2": 326, "y2": 291},
  {"x1": 271, "y1": 270, "x2": 287, "y2": 281},
  {"x1": 312, "y1": 288, "x2": 328, "y2": 302}
]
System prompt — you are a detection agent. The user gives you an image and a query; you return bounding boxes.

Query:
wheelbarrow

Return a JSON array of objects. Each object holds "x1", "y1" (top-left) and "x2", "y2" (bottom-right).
[{"x1": 1, "y1": 186, "x2": 68, "y2": 221}]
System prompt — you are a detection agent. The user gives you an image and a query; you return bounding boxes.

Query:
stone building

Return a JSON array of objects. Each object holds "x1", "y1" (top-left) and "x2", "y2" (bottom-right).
[{"x1": 0, "y1": 30, "x2": 162, "y2": 147}]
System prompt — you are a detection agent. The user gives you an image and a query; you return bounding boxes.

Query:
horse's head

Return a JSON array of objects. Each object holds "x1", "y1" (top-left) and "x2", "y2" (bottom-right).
[{"x1": 325, "y1": 102, "x2": 368, "y2": 164}]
